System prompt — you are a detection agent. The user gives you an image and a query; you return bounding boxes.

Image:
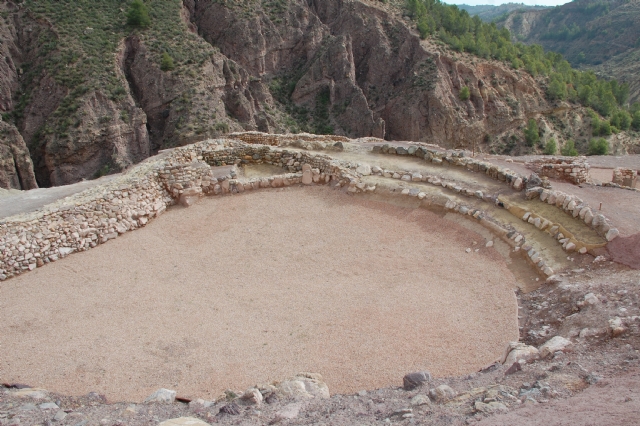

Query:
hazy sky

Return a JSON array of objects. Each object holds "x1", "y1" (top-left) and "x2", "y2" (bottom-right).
[{"x1": 442, "y1": 0, "x2": 571, "y2": 5}]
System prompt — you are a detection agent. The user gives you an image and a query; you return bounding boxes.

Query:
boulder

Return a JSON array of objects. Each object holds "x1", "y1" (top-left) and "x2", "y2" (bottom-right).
[
  {"x1": 429, "y1": 385, "x2": 457, "y2": 403},
  {"x1": 144, "y1": 388, "x2": 176, "y2": 404},
  {"x1": 474, "y1": 401, "x2": 508, "y2": 414},
  {"x1": 512, "y1": 177, "x2": 523, "y2": 190},
  {"x1": 605, "y1": 228, "x2": 619, "y2": 241},
  {"x1": 356, "y1": 164, "x2": 372, "y2": 176},
  {"x1": 240, "y1": 388, "x2": 263, "y2": 406},
  {"x1": 403, "y1": 371, "x2": 431, "y2": 390},
  {"x1": 410, "y1": 394, "x2": 432, "y2": 407},
  {"x1": 527, "y1": 173, "x2": 542, "y2": 189},
  {"x1": 276, "y1": 372, "x2": 329, "y2": 399},
  {"x1": 539, "y1": 336, "x2": 573, "y2": 358},
  {"x1": 302, "y1": 164, "x2": 313, "y2": 185},
  {"x1": 503, "y1": 342, "x2": 540, "y2": 365}
]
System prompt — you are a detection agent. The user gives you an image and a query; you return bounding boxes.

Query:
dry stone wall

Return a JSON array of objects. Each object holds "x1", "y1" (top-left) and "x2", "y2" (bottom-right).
[
  {"x1": 612, "y1": 167, "x2": 637, "y2": 188},
  {"x1": 222, "y1": 132, "x2": 351, "y2": 147},
  {"x1": 0, "y1": 134, "x2": 622, "y2": 282},
  {"x1": 0, "y1": 138, "x2": 362, "y2": 281},
  {"x1": 0, "y1": 161, "x2": 171, "y2": 281},
  {"x1": 525, "y1": 157, "x2": 590, "y2": 185},
  {"x1": 372, "y1": 143, "x2": 619, "y2": 244},
  {"x1": 372, "y1": 143, "x2": 528, "y2": 191}
]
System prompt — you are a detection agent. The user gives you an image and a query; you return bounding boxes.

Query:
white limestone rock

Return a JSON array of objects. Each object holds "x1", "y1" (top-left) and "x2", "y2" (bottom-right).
[{"x1": 539, "y1": 336, "x2": 573, "y2": 358}]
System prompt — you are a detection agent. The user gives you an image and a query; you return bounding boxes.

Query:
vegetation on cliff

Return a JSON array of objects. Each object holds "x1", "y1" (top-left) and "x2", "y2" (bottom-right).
[{"x1": 403, "y1": 0, "x2": 638, "y2": 148}]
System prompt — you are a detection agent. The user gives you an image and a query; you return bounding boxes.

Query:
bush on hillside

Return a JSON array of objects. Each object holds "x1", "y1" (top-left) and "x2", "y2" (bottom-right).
[
  {"x1": 127, "y1": 0, "x2": 150, "y2": 28},
  {"x1": 561, "y1": 140, "x2": 578, "y2": 156},
  {"x1": 160, "y1": 52, "x2": 174, "y2": 71},
  {"x1": 588, "y1": 138, "x2": 609, "y2": 156},
  {"x1": 524, "y1": 119, "x2": 540, "y2": 147},
  {"x1": 544, "y1": 138, "x2": 557, "y2": 155},
  {"x1": 633, "y1": 111, "x2": 640, "y2": 131},
  {"x1": 459, "y1": 86, "x2": 470, "y2": 101}
]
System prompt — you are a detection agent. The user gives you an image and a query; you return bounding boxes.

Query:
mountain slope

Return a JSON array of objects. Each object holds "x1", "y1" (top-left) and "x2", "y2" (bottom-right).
[
  {"x1": 498, "y1": 0, "x2": 640, "y2": 102},
  {"x1": 0, "y1": 0, "x2": 637, "y2": 189},
  {"x1": 457, "y1": 3, "x2": 550, "y2": 22}
]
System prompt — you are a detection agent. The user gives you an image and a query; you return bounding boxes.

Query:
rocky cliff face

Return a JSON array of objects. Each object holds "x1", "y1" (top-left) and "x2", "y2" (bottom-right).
[
  {"x1": 0, "y1": 120, "x2": 37, "y2": 190},
  {"x1": 188, "y1": 0, "x2": 552, "y2": 146},
  {"x1": 0, "y1": 0, "x2": 631, "y2": 189}
]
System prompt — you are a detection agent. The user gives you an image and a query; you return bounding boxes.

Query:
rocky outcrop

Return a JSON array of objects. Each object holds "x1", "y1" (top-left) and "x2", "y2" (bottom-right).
[
  {"x1": 190, "y1": 0, "x2": 550, "y2": 145},
  {"x1": 0, "y1": 0, "x2": 631, "y2": 188},
  {"x1": 0, "y1": 121, "x2": 37, "y2": 190}
]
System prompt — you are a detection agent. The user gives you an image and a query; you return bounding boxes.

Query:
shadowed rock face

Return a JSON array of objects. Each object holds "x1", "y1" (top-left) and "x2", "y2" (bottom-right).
[
  {"x1": 0, "y1": 121, "x2": 37, "y2": 190},
  {"x1": 189, "y1": 0, "x2": 549, "y2": 144},
  {"x1": 0, "y1": 0, "x2": 581, "y2": 188}
]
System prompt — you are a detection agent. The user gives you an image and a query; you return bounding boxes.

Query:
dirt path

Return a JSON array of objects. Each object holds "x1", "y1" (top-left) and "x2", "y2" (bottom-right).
[
  {"x1": 0, "y1": 187, "x2": 519, "y2": 402},
  {"x1": 0, "y1": 175, "x2": 118, "y2": 219}
]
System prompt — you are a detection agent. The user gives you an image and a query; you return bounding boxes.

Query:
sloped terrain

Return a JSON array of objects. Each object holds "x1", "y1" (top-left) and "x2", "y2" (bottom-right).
[
  {"x1": 0, "y1": 133, "x2": 639, "y2": 425},
  {"x1": 2, "y1": 0, "x2": 637, "y2": 189},
  {"x1": 499, "y1": 0, "x2": 640, "y2": 102},
  {"x1": 458, "y1": 3, "x2": 550, "y2": 22}
]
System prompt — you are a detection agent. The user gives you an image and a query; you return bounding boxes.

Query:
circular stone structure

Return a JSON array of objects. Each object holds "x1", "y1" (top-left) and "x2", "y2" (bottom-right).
[{"x1": 0, "y1": 187, "x2": 519, "y2": 402}]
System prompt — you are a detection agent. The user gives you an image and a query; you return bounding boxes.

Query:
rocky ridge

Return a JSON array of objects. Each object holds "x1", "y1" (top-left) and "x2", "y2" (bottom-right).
[
  {"x1": 2, "y1": 0, "x2": 636, "y2": 189},
  {"x1": 499, "y1": 0, "x2": 640, "y2": 103}
]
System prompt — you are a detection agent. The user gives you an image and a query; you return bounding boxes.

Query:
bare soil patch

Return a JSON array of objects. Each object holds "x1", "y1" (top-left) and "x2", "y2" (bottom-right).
[
  {"x1": 478, "y1": 369, "x2": 640, "y2": 426},
  {"x1": 607, "y1": 233, "x2": 640, "y2": 269},
  {"x1": 0, "y1": 187, "x2": 519, "y2": 402}
]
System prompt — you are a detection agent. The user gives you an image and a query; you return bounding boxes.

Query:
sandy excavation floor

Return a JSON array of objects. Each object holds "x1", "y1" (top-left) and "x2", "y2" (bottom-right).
[{"x1": 0, "y1": 187, "x2": 519, "y2": 402}]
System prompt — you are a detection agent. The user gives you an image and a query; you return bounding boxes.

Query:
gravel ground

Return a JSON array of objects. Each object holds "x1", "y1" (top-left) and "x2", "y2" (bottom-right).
[
  {"x1": 0, "y1": 186, "x2": 519, "y2": 403},
  {"x1": 478, "y1": 369, "x2": 640, "y2": 426}
]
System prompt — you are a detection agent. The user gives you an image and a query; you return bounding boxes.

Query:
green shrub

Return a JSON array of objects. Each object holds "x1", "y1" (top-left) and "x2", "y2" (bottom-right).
[
  {"x1": 524, "y1": 119, "x2": 540, "y2": 147},
  {"x1": 561, "y1": 140, "x2": 578, "y2": 156},
  {"x1": 633, "y1": 111, "x2": 640, "y2": 131},
  {"x1": 127, "y1": 0, "x2": 150, "y2": 28},
  {"x1": 160, "y1": 52, "x2": 174, "y2": 71},
  {"x1": 459, "y1": 86, "x2": 470, "y2": 101},
  {"x1": 214, "y1": 122, "x2": 229, "y2": 134},
  {"x1": 599, "y1": 120, "x2": 612, "y2": 136},
  {"x1": 544, "y1": 138, "x2": 557, "y2": 155},
  {"x1": 611, "y1": 110, "x2": 631, "y2": 130},
  {"x1": 588, "y1": 138, "x2": 609, "y2": 155}
]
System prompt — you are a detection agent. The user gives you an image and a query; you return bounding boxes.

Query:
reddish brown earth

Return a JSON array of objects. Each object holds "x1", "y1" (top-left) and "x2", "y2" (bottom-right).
[
  {"x1": 607, "y1": 233, "x2": 640, "y2": 269},
  {"x1": 479, "y1": 369, "x2": 640, "y2": 426},
  {"x1": 0, "y1": 187, "x2": 519, "y2": 402}
]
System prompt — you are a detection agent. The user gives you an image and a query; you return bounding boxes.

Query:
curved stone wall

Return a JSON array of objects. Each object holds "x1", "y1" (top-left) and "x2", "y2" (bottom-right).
[{"x1": 0, "y1": 134, "x2": 620, "y2": 282}]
